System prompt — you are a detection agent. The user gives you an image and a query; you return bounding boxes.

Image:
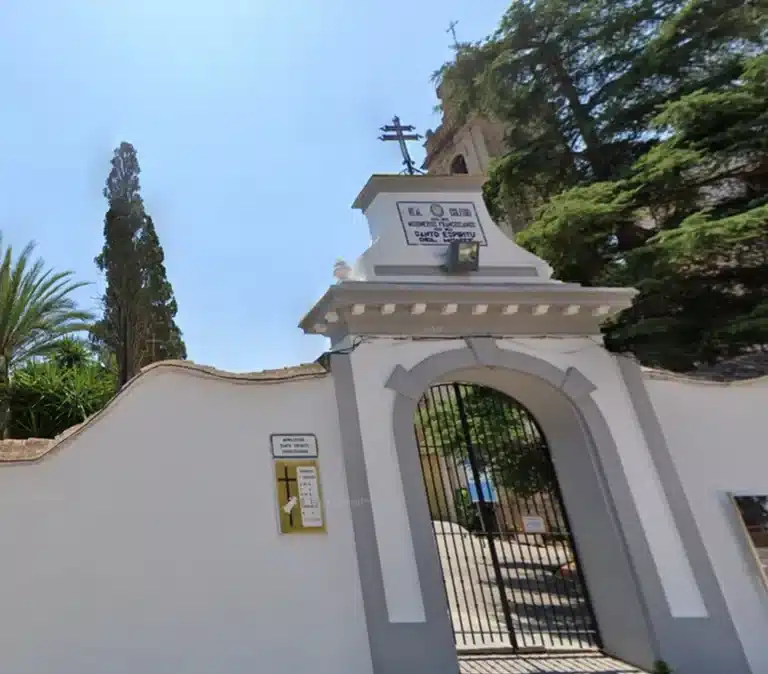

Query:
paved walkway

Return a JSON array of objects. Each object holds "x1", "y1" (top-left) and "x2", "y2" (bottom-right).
[
  {"x1": 434, "y1": 521, "x2": 596, "y2": 650},
  {"x1": 459, "y1": 654, "x2": 644, "y2": 673}
]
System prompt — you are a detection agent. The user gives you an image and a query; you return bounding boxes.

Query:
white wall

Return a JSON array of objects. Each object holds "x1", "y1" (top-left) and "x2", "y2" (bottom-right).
[
  {"x1": 348, "y1": 336, "x2": 706, "y2": 626},
  {"x1": 646, "y1": 375, "x2": 768, "y2": 673},
  {"x1": 0, "y1": 367, "x2": 372, "y2": 674}
]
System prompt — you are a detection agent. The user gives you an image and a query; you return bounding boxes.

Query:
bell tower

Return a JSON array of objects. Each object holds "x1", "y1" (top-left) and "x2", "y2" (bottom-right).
[
  {"x1": 422, "y1": 85, "x2": 507, "y2": 179},
  {"x1": 422, "y1": 85, "x2": 519, "y2": 235}
]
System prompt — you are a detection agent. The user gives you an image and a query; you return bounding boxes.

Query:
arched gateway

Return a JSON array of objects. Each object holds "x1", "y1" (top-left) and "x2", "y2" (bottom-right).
[
  {"x1": 302, "y1": 174, "x2": 751, "y2": 674},
  {"x1": 414, "y1": 382, "x2": 600, "y2": 652}
]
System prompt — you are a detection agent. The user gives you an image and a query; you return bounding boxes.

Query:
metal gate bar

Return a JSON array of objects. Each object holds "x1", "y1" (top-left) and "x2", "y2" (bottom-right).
[
  {"x1": 417, "y1": 393, "x2": 492, "y2": 644},
  {"x1": 414, "y1": 383, "x2": 600, "y2": 652}
]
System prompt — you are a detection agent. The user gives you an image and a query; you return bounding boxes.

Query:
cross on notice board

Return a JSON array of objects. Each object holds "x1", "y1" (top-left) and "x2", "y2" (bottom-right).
[
  {"x1": 273, "y1": 459, "x2": 326, "y2": 534},
  {"x1": 277, "y1": 465, "x2": 298, "y2": 528}
]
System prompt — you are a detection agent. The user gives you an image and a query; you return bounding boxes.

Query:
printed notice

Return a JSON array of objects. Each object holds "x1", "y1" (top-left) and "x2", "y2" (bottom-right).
[
  {"x1": 274, "y1": 459, "x2": 326, "y2": 534},
  {"x1": 296, "y1": 465, "x2": 323, "y2": 528},
  {"x1": 522, "y1": 515, "x2": 547, "y2": 534},
  {"x1": 270, "y1": 434, "x2": 318, "y2": 458},
  {"x1": 396, "y1": 201, "x2": 487, "y2": 247}
]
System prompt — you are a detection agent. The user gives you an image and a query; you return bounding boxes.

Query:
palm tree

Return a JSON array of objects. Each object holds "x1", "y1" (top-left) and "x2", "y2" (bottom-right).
[
  {"x1": 50, "y1": 337, "x2": 92, "y2": 370},
  {"x1": 0, "y1": 236, "x2": 92, "y2": 437}
]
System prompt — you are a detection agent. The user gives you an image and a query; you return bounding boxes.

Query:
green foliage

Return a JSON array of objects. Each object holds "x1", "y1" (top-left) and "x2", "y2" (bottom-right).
[
  {"x1": 453, "y1": 488, "x2": 482, "y2": 533},
  {"x1": 92, "y1": 142, "x2": 186, "y2": 386},
  {"x1": 8, "y1": 356, "x2": 115, "y2": 439},
  {"x1": 50, "y1": 337, "x2": 92, "y2": 370},
  {"x1": 0, "y1": 235, "x2": 92, "y2": 436},
  {"x1": 652, "y1": 660, "x2": 673, "y2": 674},
  {"x1": 435, "y1": 0, "x2": 768, "y2": 370},
  {"x1": 416, "y1": 386, "x2": 555, "y2": 499},
  {"x1": 0, "y1": 237, "x2": 92, "y2": 371},
  {"x1": 139, "y1": 216, "x2": 187, "y2": 362}
]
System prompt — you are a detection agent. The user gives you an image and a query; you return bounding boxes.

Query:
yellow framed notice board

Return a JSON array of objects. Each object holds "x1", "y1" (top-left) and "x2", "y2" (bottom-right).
[{"x1": 274, "y1": 459, "x2": 326, "y2": 534}]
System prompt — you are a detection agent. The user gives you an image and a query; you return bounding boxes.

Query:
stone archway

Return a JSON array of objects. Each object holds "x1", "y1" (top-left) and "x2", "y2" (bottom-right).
[
  {"x1": 386, "y1": 341, "x2": 658, "y2": 670},
  {"x1": 413, "y1": 379, "x2": 601, "y2": 653}
]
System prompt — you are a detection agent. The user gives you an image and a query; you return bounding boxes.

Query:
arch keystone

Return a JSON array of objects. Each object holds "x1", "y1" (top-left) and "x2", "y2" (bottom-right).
[
  {"x1": 465, "y1": 337, "x2": 503, "y2": 366},
  {"x1": 560, "y1": 366, "x2": 597, "y2": 400},
  {"x1": 386, "y1": 364, "x2": 423, "y2": 400}
]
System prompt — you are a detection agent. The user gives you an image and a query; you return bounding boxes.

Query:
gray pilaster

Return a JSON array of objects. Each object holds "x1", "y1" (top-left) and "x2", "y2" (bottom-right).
[
  {"x1": 616, "y1": 356, "x2": 750, "y2": 673},
  {"x1": 330, "y1": 353, "x2": 459, "y2": 674}
]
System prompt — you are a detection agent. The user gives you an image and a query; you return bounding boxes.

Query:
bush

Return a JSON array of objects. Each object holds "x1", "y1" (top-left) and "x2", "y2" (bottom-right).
[
  {"x1": 454, "y1": 487, "x2": 482, "y2": 533},
  {"x1": 8, "y1": 361, "x2": 115, "y2": 439}
]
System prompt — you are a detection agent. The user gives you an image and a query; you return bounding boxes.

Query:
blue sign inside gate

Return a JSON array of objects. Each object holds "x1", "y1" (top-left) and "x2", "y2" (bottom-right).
[{"x1": 463, "y1": 462, "x2": 498, "y2": 503}]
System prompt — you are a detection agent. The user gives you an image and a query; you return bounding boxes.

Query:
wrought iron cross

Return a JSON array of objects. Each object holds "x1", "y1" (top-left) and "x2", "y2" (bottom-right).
[
  {"x1": 379, "y1": 116, "x2": 423, "y2": 175},
  {"x1": 447, "y1": 20, "x2": 460, "y2": 49}
]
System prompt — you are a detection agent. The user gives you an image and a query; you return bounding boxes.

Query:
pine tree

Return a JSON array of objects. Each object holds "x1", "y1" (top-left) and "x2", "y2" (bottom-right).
[
  {"x1": 434, "y1": 0, "x2": 768, "y2": 370},
  {"x1": 92, "y1": 142, "x2": 186, "y2": 386},
  {"x1": 601, "y1": 55, "x2": 768, "y2": 367},
  {"x1": 436, "y1": 0, "x2": 686, "y2": 225},
  {"x1": 516, "y1": 52, "x2": 768, "y2": 369}
]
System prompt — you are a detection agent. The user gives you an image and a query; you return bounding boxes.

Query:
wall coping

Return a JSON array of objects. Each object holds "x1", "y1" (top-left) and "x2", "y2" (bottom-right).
[
  {"x1": 642, "y1": 368, "x2": 768, "y2": 386},
  {"x1": 0, "y1": 359, "x2": 327, "y2": 465}
]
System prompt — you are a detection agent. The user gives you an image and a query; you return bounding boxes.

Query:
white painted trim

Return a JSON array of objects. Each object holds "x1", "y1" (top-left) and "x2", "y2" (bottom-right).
[{"x1": 349, "y1": 357, "x2": 426, "y2": 623}]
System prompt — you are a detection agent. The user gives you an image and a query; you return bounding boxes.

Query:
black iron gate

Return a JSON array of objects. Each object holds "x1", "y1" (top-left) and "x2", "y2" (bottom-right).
[{"x1": 414, "y1": 382, "x2": 600, "y2": 652}]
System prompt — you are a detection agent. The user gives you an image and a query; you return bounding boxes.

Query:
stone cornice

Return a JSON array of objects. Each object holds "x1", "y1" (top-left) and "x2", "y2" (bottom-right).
[
  {"x1": 352, "y1": 174, "x2": 487, "y2": 211},
  {"x1": 299, "y1": 281, "x2": 636, "y2": 338}
]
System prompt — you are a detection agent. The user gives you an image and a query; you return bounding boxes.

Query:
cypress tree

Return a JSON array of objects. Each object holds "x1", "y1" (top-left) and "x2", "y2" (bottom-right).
[
  {"x1": 138, "y1": 215, "x2": 187, "y2": 364},
  {"x1": 92, "y1": 142, "x2": 186, "y2": 386}
]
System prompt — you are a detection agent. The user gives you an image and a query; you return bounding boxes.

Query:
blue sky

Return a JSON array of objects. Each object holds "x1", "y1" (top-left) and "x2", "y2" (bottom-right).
[{"x1": 0, "y1": 0, "x2": 508, "y2": 372}]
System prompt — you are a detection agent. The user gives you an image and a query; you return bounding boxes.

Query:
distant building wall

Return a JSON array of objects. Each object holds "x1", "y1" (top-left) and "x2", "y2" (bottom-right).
[
  {"x1": 420, "y1": 452, "x2": 459, "y2": 522},
  {"x1": 419, "y1": 449, "x2": 561, "y2": 542}
]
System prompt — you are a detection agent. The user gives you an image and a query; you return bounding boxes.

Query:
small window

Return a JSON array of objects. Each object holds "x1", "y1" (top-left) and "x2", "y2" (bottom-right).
[{"x1": 450, "y1": 154, "x2": 469, "y2": 174}]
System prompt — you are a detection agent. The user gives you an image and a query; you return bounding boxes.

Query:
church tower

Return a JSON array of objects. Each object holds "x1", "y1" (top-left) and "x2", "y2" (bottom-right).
[
  {"x1": 421, "y1": 84, "x2": 506, "y2": 178},
  {"x1": 422, "y1": 84, "x2": 522, "y2": 236}
]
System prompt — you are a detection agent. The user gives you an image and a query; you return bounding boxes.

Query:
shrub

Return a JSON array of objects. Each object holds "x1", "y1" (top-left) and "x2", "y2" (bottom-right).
[
  {"x1": 8, "y1": 361, "x2": 115, "y2": 439},
  {"x1": 454, "y1": 487, "x2": 482, "y2": 533}
]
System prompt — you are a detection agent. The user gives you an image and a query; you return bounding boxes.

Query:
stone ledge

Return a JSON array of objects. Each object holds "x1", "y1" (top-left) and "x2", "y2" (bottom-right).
[
  {"x1": 0, "y1": 438, "x2": 56, "y2": 462},
  {"x1": 639, "y1": 351, "x2": 768, "y2": 384}
]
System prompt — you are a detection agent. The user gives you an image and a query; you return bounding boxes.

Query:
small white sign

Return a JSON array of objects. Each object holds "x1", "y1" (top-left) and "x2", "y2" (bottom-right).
[
  {"x1": 270, "y1": 434, "x2": 318, "y2": 458},
  {"x1": 397, "y1": 201, "x2": 487, "y2": 247},
  {"x1": 522, "y1": 515, "x2": 547, "y2": 534},
  {"x1": 296, "y1": 465, "x2": 324, "y2": 528}
]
